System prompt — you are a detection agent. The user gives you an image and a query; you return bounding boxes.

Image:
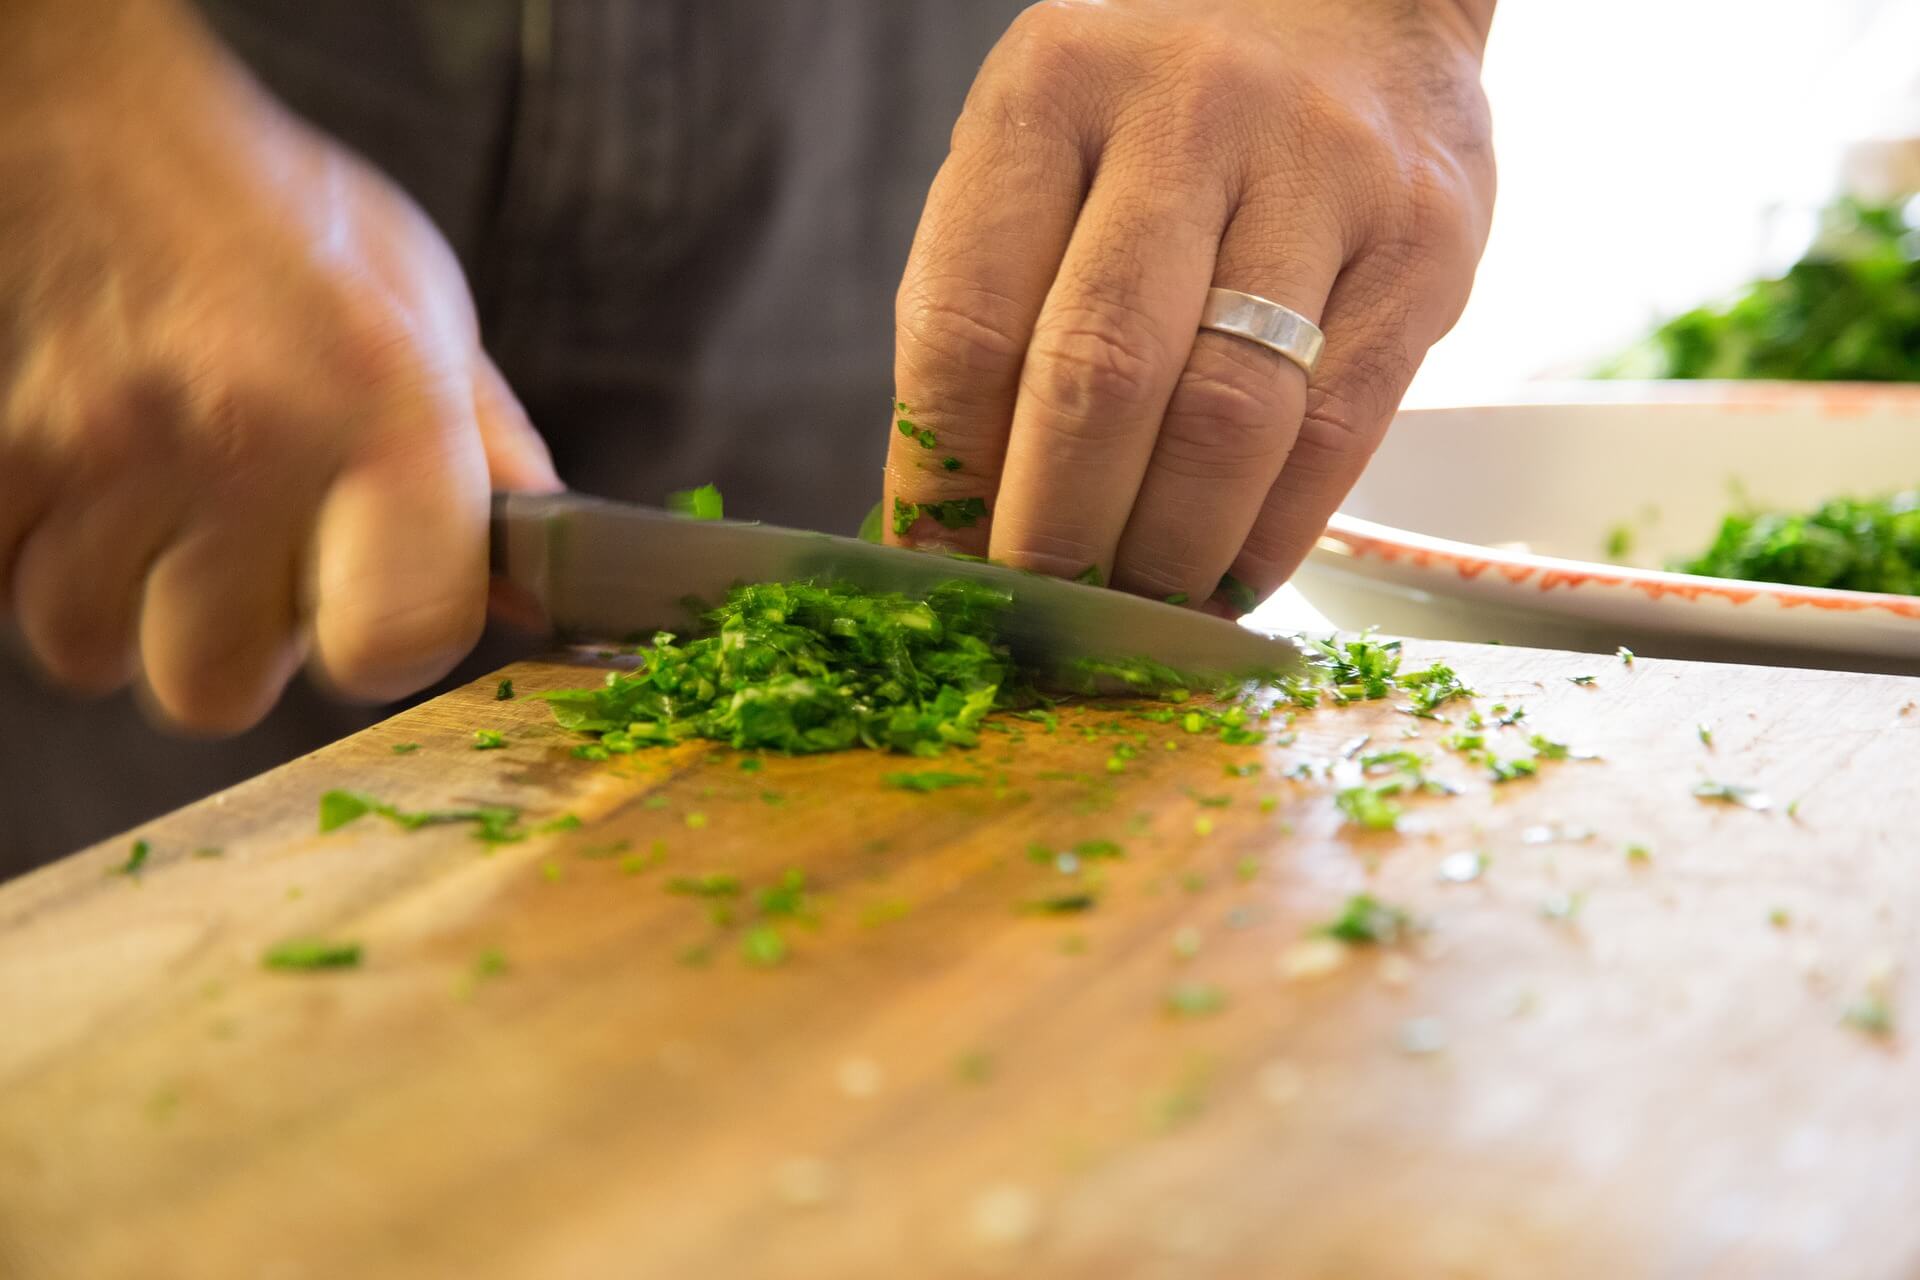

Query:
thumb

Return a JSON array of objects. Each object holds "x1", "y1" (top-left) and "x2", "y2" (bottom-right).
[{"x1": 473, "y1": 354, "x2": 562, "y2": 493}]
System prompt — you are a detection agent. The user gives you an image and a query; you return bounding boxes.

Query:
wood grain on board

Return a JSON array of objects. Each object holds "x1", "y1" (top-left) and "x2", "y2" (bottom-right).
[{"x1": 1, "y1": 642, "x2": 1916, "y2": 1279}]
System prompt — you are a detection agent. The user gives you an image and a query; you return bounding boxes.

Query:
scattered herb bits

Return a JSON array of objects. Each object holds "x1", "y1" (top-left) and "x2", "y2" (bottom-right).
[
  {"x1": 883, "y1": 771, "x2": 985, "y2": 793},
  {"x1": 1693, "y1": 780, "x2": 1773, "y2": 811},
  {"x1": 1317, "y1": 894, "x2": 1410, "y2": 945},
  {"x1": 1164, "y1": 982, "x2": 1228, "y2": 1019},
  {"x1": 112, "y1": 839, "x2": 151, "y2": 878},
  {"x1": 495, "y1": 679, "x2": 515, "y2": 701},
  {"x1": 666, "y1": 483, "x2": 725, "y2": 520},
  {"x1": 473, "y1": 730, "x2": 506, "y2": 751},
  {"x1": 263, "y1": 939, "x2": 362, "y2": 971}
]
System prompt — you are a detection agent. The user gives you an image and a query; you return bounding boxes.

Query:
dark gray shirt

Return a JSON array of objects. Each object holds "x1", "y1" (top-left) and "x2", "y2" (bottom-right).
[{"x1": 0, "y1": 1, "x2": 1027, "y2": 876}]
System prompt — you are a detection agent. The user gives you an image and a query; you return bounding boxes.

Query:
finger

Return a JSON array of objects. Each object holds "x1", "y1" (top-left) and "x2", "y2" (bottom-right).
[
  {"x1": 473, "y1": 355, "x2": 561, "y2": 493},
  {"x1": 984, "y1": 164, "x2": 1231, "y2": 580},
  {"x1": 308, "y1": 381, "x2": 490, "y2": 703},
  {"x1": 138, "y1": 517, "x2": 304, "y2": 734},
  {"x1": 0, "y1": 448, "x2": 55, "y2": 617},
  {"x1": 10, "y1": 482, "x2": 178, "y2": 694},
  {"x1": 885, "y1": 73, "x2": 1092, "y2": 555},
  {"x1": 1224, "y1": 247, "x2": 1461, "y2": 608},
  {"x1": 1108, "y1": 203, "x2": 1341, "y2": 604}
]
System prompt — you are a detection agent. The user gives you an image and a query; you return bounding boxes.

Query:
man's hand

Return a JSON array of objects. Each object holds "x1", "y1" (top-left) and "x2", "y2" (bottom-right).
[
  {"x1": 887, "y1": 0, "x2": 1494, "y2": 612},
  {"x1": 0, "y1": 0, "x2": 557, "y2": 733}
]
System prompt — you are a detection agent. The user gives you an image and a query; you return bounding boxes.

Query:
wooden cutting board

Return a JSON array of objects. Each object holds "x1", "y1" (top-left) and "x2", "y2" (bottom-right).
[{"x1": 1, "y1": 640, "x2": 1917, "y2": 1279}]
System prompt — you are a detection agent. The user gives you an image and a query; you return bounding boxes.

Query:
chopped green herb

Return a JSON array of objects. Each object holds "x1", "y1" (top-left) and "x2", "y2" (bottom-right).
[
  {"x1": 1602, "y1": 198, "x2": 1920, "y2": 385},
  {"x1": 1317, "y1": 893, "x2": 1410, "y2": 945},
  {"x1": 896, "y1": 418, "x2": 937, "y2": 449},
  {"x1": 495, "y1": 678, "x2": 515, "y2": 701},
  {"x1": 1215, "y1": 572, "x2": 1260, "y2": 614},
  {"x1": 741, "y1": 925, "x2": 789, "y2": 968},
  {"x1": 1697, "y1": 723, "x2": 1714, "y2": 749},
  {"x1": 1526, "y1": 733, "x2": 1572, "y2": 761},
  {"x1": 1693, "y1": 780, "x2": 1773, "y2": 810},
  {"x1": 1540, "y1": 890, "x2": 1586, "y2": 921},
  {"x1": 1603, "y1": 524, "x2": 1634, "y2": 560},
  {"x1": 473, "y1": 948, "x2": 509, "y2": 980},
  {"x1": 891, "y1": 497, "x2": 919, "y2": 536},
  {"x1": 684, "y1": 811, "x2": 709, "y2": 830},
  {"x1": 757, "y1": 869, "x2": 811, "y2": 919},
  {"x1": 391, "y1": 742, "x2": 421, "y2": 755},
  {"x1": 1768, "y1": 906, "x2": 1791, "y2": 928},
  {"x1": 667, "y1": 873, "x2": 741, "y2": 898},
  {"x1": 1399, "y1": 663, "x2": 1475, "y2": 717},
  {"x1": 941, "y1": 456, "x2": 962, "y2": 471},
  {"x1": 535, "y1": 813, "x2": 582, "y2": 834},
  {"x1": 263, "y1": 939, "x2": 362, "y2": 971},
  {"x1": 1073, "y1": 564, "x2": 1104, "y2": 587},
  {"x1": 534, "y1": 578, "x2": 1032, "y2": 759},
  {"x1": 1162, "y1": 592, "x2": 1189, "y2": 606},
  {"x1": 1625, "y1": 842, "x2": 1652, "y2": 865},
  {"x1": 193, "y1": 846, "x2": 223, "y2": 859},
  {"x1": 1072, "y1": 838, "x2": 1123, "y2": 859},
  {"x1": 1617, "y1": 647, "x2": 1635, "y2": 665},
  {"x1": 1024, "y1": 891, "x2": 1099, "y2": 914},
  {"x1": 666, "y1": 483, "x2": 725, "y2": 520},
  {"x1": 473, "y1": 729, "x2": 506, "y2": 751},
  {"x1": 318, "y1": 789, "x2": 524, "y2": 843},
  {"x1": 1842, "y1": 993, "x2": 1895, "y2": 1038},
  {"x1": 113, "y1": 839, "x2": 151, "y2": 877},
  {"x1": 883, "y1": 770, "x2": 985, "y2": 792},
  {"x1": 954, "y1": 1050, "x2": 995, "y2": 1084},
  {"x1": 1569, "y1": 675, "x2": 1596, "y2": 686},
  {"x1": 1164, "y1": 982, "x2": 1227, "y2": 1018},
  {"x1": 1334, "y1": 784, "x2": 1401, "y2": 832},
  {"x1": 1487, "y1": 756, "x2": 1539, "y2": 784}
]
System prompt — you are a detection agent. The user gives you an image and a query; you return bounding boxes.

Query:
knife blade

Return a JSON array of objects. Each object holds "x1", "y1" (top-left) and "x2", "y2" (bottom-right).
[{"x1": 490, "y1": 492, "x2": 1303, "y2": 683}]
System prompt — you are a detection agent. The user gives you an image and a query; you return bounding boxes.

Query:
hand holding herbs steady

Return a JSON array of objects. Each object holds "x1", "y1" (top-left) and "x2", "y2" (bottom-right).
[
  {"x1": 0, "y1": 0, "x2": 557, "y2": 733},
  {"x1": 887, "y1": 0, "x2": 1495, "y2": 612}
]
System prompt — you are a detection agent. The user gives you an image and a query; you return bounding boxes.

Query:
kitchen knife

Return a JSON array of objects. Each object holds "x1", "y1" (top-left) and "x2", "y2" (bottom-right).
[{"x1": 490, "y1": 492, "x2": 1304, "y2": 683}]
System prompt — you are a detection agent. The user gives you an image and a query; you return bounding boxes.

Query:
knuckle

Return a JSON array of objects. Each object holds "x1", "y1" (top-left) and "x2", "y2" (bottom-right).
[
  {"x1": 1022, "y1": 304, "x2": 1170, "y2": 430},
  {"x1": 148, "y1": 634, "x2": 286, "y2": 736},
  {"x1": 1153, "y1": 343, "x2": 1296, "y2": 481},
  {"x1": 1308, "y1": 342, "x2": 1417, "y2": 445},
  {"x1": 896, "y1": 279, "x2": 1031, "y2": 383},
  {"x1": 965, "y1": 6, "x2": 1110, "y2": 141},
  {"x1": 1002, "y1": 2, "x2": 1105, "y2": 74},
  {"x1": 20, "y1": 600, "x2": 132, "y2": 693},
  {"x1": 990, "y1": 513, "x2": 1107, "y2": 581},
  {"x1": 319, "y1": 589, "x2": 482, "y2": 701},
  {"x1": 317, "y1": 287, "x2": 431, "y2": 393}
]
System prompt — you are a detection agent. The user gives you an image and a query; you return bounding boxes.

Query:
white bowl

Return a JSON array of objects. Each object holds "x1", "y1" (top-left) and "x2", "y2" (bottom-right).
[{"x1": 1295, "y1": 382, "x2": 1920, "y2": 673}]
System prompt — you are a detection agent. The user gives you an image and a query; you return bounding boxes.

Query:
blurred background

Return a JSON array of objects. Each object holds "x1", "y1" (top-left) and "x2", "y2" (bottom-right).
[{"x1": 1412, "y1": 0, "x2": 1919, "y2": 404}]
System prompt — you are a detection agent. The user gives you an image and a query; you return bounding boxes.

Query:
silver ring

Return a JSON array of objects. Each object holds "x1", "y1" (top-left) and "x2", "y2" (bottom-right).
[{"x1": 1198, "y1": 287, "x2": 1324, "y2": 377}]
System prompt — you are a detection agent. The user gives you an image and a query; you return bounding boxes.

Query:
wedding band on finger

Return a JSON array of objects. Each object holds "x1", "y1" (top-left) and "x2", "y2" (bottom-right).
[{"x1": 1197, "y1": 287, "x2": 1325, "y2": 378}]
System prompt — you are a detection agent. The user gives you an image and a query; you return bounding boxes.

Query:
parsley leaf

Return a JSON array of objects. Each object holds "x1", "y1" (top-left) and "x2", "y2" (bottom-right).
[
  {"x1": 883, "y1": 770, "x2": 985, "y2": 792},
  {"x1": 263, "y1": 939, "x2": 362, "y2": 971},
  {"x1": 666, "y1": 483, "x2": 725, "y2": 520},
  {"x1": 1317, "y1": 893, "x2": 1410, "y2": 945}
]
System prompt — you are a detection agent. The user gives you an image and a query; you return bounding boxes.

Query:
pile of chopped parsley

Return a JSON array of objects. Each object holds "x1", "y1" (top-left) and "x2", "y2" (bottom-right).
[
  {"x1": 535, "y1": 579, "x2": 1039, "y2": 757},
  {"x1": 1676, "y1": 490, "x2": 1920, "y2": 594},
  {"x1": 1599, "y1": 198, "x2": 1920, "y2": 382}
]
